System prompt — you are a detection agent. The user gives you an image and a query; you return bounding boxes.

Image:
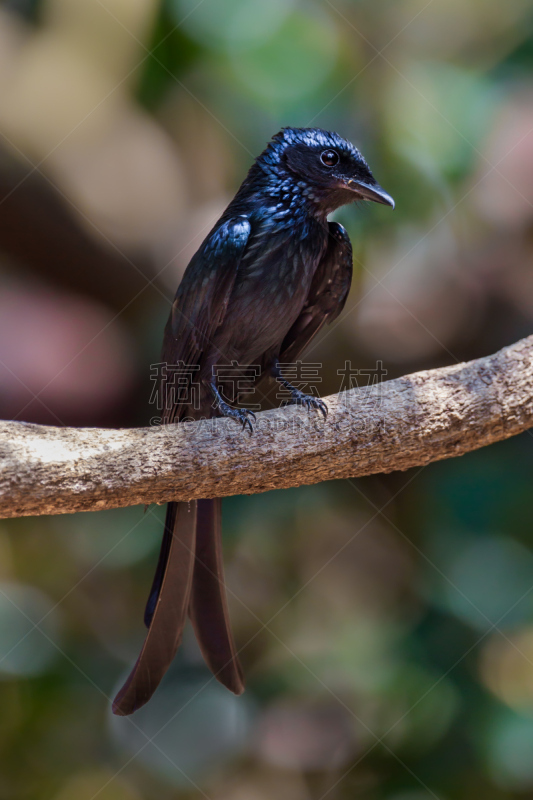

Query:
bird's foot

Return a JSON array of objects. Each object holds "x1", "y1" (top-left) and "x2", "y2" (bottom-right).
[
  {"x1": 216, "y1": 398, "x2": 256, "y2": 434},
  {"x1": 285, "y1": 389, "x2": 328, "y2": 419},
  {"x1": 210, "y1": 382, "x2": 256, "y2": 433}
]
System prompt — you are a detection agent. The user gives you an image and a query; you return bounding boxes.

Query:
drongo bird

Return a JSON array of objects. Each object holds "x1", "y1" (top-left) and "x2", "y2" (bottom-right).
[{"x1": 112, "y1": 127, "x2": 394, "y2": 715}]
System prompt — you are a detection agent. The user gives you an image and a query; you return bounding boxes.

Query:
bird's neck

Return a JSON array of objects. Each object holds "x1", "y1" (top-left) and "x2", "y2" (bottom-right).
[{"x1": 246, "y1": 165, "x2": 331, "y2": 223}]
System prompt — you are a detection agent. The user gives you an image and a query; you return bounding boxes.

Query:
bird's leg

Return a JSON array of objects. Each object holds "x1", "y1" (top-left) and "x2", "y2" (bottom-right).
[
  {"x1": 210, "y1": 383, "x2": 256, "y2": 434},
  {"x1": 271, "y1": 362, "x2": 328, "y2": 418}
]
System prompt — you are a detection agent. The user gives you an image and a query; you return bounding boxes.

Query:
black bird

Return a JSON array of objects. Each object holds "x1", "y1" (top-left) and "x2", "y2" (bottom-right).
[{"x1": 113, "y1": 127, "x2": 394, "y2": 715}]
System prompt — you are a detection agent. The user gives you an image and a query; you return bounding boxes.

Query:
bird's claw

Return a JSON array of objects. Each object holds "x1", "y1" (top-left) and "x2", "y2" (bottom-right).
[
  {"x1": 239, "y1": 408, "x2": 256, "y2": 434},
  {"x1": 287, "y1": 390, "x2": 328, "y2": 419},
  {"x1": 216, "y1": 399, "x2": 256, "y2": 434}
]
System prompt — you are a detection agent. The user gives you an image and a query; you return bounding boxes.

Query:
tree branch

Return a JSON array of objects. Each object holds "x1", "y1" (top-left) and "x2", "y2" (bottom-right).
[{"x1": 1, "y1": 335, "x2": 532, "y2": 519}]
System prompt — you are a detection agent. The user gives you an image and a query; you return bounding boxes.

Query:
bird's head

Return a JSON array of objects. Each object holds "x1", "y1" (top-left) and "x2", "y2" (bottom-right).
[{"x1": 258, "y1": 127, "x2": 394, "y2": 214}]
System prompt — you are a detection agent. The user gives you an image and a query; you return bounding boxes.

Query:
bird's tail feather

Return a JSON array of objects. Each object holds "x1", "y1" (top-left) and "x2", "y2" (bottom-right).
[
  {"x1": 189, "y1": 498, "x2": 245, "y2": 695},
  {"x1": 112, "y1": 501, "x2": 196, "y2": 716},
  {"x1": 143, "y1": 502, "x2": 174, "y2": 628},
  {"x1": 112, "y1": 498, "x2": 244, "y2": 716}
]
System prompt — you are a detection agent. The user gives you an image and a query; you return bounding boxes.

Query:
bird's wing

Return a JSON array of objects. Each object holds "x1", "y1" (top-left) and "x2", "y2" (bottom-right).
[
  {"x1": 277, "y1": 221, "x2": 353, "y2": 364},
  {"x1": 160, "y1": 216, "x2": 251, "y2": 422}
]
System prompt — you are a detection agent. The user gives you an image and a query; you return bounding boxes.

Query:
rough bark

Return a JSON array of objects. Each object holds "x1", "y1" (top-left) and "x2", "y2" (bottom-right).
[{"x1": 1, "y1": 335, "x2": 532, "y2": 519}]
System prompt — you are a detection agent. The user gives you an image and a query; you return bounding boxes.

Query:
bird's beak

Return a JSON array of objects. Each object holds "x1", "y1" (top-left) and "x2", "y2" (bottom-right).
[{"x1": 344, "y1": 179, "x2": 395, "y2": 209}]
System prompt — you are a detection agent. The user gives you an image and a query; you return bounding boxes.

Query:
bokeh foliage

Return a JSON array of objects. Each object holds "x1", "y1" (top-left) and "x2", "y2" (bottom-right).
[{"x1": 1, "y1": 0, "x2": 533, "y2": 798}]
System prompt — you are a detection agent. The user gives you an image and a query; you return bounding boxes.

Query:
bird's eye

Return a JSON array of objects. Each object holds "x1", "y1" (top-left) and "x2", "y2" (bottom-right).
[{"x1": 320, "y1": 149, "x2": 339, "y2": 167}]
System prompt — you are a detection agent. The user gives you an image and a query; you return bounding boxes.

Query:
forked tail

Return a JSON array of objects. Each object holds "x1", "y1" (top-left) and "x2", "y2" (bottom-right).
[{"x1": 112, "y1": 499, "x2": 243, "y2": 716}]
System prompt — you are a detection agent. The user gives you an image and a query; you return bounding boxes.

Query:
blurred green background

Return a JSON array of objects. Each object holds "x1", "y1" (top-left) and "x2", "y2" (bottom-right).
[{"x1": 1, "y1": 0, "x2": 533, "y2": 797}]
